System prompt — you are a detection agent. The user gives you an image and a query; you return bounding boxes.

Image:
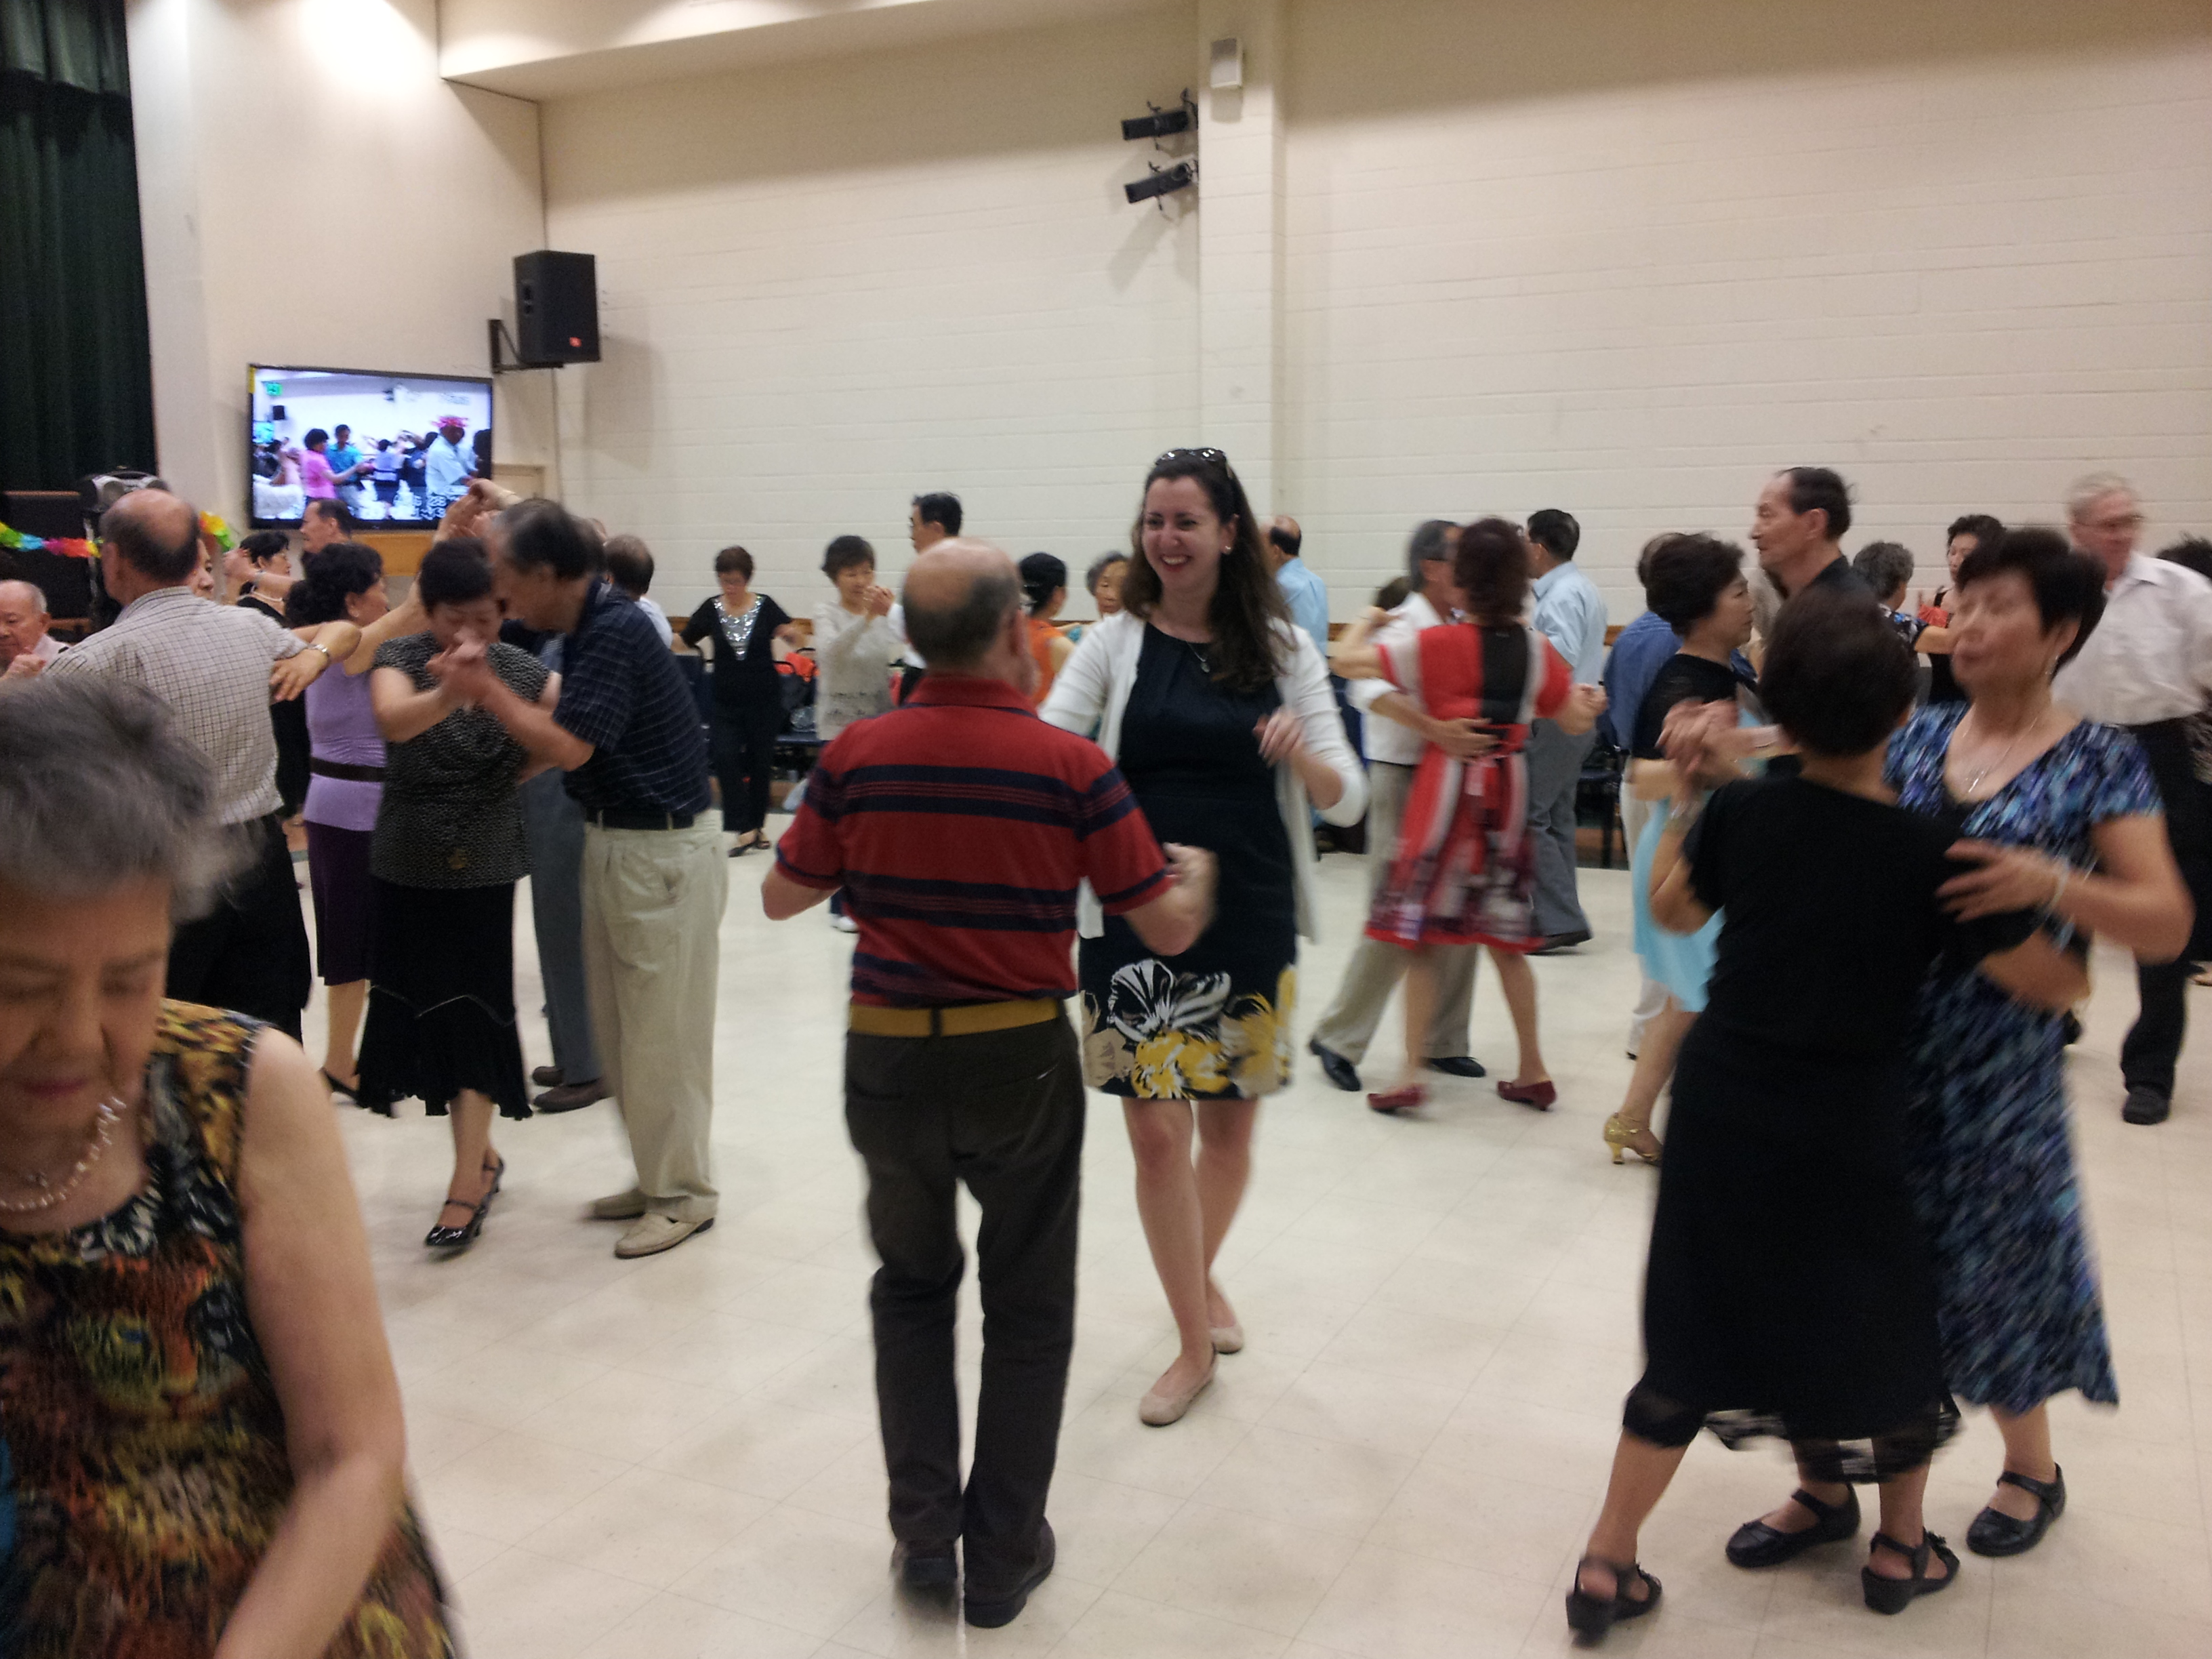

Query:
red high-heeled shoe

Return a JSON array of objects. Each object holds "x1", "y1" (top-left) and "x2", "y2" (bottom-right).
[
  {"x1": 1497, "y1": 1079, "x2": 1557, "y2": 1111},
  {"x1": 1367, "y1": 1084, "x2": 1427, "y2": 1115}
]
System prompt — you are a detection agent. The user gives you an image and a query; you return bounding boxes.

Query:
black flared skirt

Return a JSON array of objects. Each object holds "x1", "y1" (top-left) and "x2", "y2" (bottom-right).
[
  {"x1": 1636, "y1": 1023, "x2": 1956, "y2": 1480},
  {"x1": 356, "y1": 878, "x2": 531, "y2": 1120}
]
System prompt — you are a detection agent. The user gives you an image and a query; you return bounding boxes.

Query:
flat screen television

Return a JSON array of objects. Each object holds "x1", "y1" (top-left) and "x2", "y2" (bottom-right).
[{"x1": 248, "y1": 365, "x2": 492, "y2": 528}]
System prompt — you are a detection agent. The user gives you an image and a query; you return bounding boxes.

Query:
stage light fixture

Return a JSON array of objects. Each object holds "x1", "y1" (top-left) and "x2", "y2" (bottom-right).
[
  {"x1": 1122, "y1": 92, "x2": 1195, "y2": 143},
  {"x1": 1126, "y1": 161, "x2": 1197, "y2": 205}
]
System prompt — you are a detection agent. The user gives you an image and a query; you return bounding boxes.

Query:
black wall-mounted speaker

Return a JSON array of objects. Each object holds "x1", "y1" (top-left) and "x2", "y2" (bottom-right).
[{"x1": 515, "y1": 250, "x2": 600, "y2": 365}]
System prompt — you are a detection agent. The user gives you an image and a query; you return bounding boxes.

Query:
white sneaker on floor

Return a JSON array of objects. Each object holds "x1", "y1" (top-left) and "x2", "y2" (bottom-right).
[
  {"x1": 830, "y1": 912, "x2": 859, "y2": 934},
  {"x1": 615, "y1": 1212, "x2": 715, "y2": 1258}
]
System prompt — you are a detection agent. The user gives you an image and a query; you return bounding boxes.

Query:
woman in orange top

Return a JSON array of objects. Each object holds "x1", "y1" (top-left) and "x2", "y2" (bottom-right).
[{"x1": 1020, "y1": 552, "x2": 1076, "y2": 705}]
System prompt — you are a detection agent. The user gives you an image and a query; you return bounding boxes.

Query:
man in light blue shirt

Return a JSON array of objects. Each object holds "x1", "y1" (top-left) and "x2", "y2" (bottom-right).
[
  {"x1": 1267, "y1": 516, "x2": 1330, "y2": 657},
  {"x1": 1524, "y1": 509, "x2": 1607, "y2": 951}
]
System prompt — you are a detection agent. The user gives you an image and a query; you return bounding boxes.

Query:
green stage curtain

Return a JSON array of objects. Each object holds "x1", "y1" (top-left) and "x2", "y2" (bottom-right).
[{"x1": 0, "y1": 0, "x2": 154, "y2": 493}]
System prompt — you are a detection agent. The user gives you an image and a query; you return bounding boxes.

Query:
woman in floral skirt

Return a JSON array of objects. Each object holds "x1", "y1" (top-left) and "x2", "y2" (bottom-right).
[{"x1": 1044, "y1": 448, "x2": 1364, "y2": 1428}]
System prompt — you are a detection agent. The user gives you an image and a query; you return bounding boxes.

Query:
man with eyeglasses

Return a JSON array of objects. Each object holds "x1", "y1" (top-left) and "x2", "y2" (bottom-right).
[{"x1": 2052, "y1": 472, "x2": 2212, "y2": 1125}]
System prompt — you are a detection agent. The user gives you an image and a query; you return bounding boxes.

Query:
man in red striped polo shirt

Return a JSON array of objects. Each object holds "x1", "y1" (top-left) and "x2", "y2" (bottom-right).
[{"x1": 764, "y1": 540, "x2": 1214, "y2": 1629}]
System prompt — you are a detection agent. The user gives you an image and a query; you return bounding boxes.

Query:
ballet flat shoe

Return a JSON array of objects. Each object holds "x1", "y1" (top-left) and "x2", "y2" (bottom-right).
[
  {"x1": 1139, "y1": 1359, "x2": 1216, "y2": 1427},
  {"x1": 1210, "y1": 1322, "x2": 1245, "y2": 1354}
]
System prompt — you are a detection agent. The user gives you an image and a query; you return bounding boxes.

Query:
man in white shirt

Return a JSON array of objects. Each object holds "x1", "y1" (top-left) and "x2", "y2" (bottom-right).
[
  {"x1": 1523, "y1": 509, "x2": 1607, "y2": 951},
  {"x1": 47, "y1": 490, "x2": 350, "y2": 1037},
  {"x1": 0, "y1": 579, "x2": 63, "y2": 678},
  {"x1": 423, "y1": 417, "x2": 476, "y2": 522},
  {"x1": 2051, "y1": 473, "x2": 2212, "y2": 1125},
  {"x1": 1308, "y1": 521, "x2": 1486, "y2": 1091}
]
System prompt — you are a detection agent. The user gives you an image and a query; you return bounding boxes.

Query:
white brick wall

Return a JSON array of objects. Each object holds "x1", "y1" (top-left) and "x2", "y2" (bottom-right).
[
  {"x1": 1283, "y1": 0, "x2": 2212, "y2": 619},
  {"x1": 539, "y1": 0, "x2": 2212, "y2": 625},
  {"x1": 543, "y1": 5, "x2": 1202, "y2": 615}
]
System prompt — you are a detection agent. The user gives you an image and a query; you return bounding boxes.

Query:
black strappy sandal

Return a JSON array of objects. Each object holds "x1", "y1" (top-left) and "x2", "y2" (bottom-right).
[
  {"x1": 1967, "y1": 1466, "x2": 2065, "y2": 1557},
  {"x1": 1564, "y1": 1555, "x2": 1661, "y2": 1643},
  {"x1": 1861, "y1": 1528, "x2": 1958, "y2": 1614},
  {"x1": 425, "y1": 1155, "x2": 505, "y2": 1251},
  {"x1": 1725, "y1": 1486, "x2": 1861, "y2": 1568}
]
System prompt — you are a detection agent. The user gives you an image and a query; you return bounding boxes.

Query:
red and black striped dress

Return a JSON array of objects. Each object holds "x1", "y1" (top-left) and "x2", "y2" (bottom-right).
[{"x1": 1368, "y1": 620, "x2": 1572, "y2": 951}]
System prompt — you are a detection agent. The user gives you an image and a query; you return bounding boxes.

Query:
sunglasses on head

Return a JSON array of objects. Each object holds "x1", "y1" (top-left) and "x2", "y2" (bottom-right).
[{"x1": 1155, "y1": 447, "x2": 1233, "y2": 474}]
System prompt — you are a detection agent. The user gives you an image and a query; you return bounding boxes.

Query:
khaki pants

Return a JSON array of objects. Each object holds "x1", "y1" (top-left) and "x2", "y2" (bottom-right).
[
  {"x1": 581, "y1": 821, "x2": 727, "y2": 1223},
  {"x1": 1311, "y1": 761, "x2": 1477, "y2": 1066},
  {"x1": 1618, "y1": 789, "x2": 1671, "y2": 1053}
]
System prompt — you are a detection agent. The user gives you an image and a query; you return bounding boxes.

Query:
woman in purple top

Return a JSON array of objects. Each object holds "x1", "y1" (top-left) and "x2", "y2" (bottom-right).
[{"x1": 284, "y1": 544, "x2": 425, "y2": 1097}]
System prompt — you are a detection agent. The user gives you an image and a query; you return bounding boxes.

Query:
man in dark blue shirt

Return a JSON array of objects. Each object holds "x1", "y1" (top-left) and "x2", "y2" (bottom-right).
[{"x1": 440, "y1": 490, "x2": 725, "y2": 1259}]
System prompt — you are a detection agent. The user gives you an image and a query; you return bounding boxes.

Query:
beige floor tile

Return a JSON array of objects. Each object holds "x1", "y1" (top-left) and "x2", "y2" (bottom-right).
[
  {"x1": 1194, "y1": 1422, "x2": 1419, "y2": 1538},
  {"x1": 647, "y1": 1398, "x2": 874, "y2": 1501},
  {"x1": 1298, "y1": 1542, "x2": 1553, "y2": 1659},
  {"x1": 1032, "y1": 1471, "x2": 1185, "y2": 1585},
  {"x1": 575, "y1": 1591, "x2": 823, "y2": 1659},
  {"x1": 520, "y1": 1464, "x2": 774, "y2": 1588},
  {"x1": 1256, "y1": 1359, "x2": 1466, "y2": 1458},
  {"x1": 1310, "y1": 1300, "x2": 1509, "y2": 1389},
  {"x1": 518, "y1": 1365, "x2": 738, "y2": 1462},
  {"x1": 1054, "y1": 1387, "x2": 1254, "y2": 1497},
  {"x1": 1366, "y1": 1461, "x2": 1594, "y2": 1585},
  {"x1": 668, "y1": 1506, "x2": 895, "y2": 1638},
  {"x1": 451, "y1": 1546, "x2": 659, "y2": 1659},
  {"x1": 1050, "y1": 1589, "x2": 1294, "y2": 1659},
  {"x1": 416, "y1": 1430, "x2": 633, "y2": 1544},
  {"x1": 1112, "y1": 1500, "x2": 1361, "y2": 1635}
]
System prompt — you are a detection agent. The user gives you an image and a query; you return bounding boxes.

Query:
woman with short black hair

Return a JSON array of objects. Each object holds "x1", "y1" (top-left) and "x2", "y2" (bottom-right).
[
  {"x1": 361, "y1": 538, "x2": 560, "y2": 1250},
  {"x1": 1606, "y1": 535, "x2": 1762, "y2": 1167},
  {"x1": 682, "y1": 544, "x2": 798, "y2": 855},
  {"x1": 284, "y1": 543, "x2": 424, "y2": 1097}
]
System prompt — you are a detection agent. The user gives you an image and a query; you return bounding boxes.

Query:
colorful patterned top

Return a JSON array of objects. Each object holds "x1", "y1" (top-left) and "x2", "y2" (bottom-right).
[{"x1": 0, "y1": 1002, "x2": 452, "y2": 1658}]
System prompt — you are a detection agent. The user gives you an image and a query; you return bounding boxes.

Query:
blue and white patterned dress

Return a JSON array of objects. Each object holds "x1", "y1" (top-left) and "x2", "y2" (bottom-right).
[{"x1": 1887, "y1": 705, "x2": 2163, "y2": 1412}]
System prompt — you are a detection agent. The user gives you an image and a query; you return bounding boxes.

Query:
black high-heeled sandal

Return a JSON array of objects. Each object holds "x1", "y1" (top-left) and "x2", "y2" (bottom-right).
[
  {"x1": 1860, "y1": 1528, "x2": 1958, "y2": 1615},
  {"x1": 425, "y1": 1155, "x2": 505, "y2": 1250},
  {"x1": 1564, "y1": 1555, "x2": 1660, "y2": 1643},
  {"x1": 1966, "y1": 1466, "x2": 2064, "y2": 1557}
]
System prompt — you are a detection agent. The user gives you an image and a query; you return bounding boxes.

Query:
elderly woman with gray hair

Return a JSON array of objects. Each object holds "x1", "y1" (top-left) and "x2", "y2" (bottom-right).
[{"x1": 0, "y1": 676, "x2": 453, "y2": 1656}]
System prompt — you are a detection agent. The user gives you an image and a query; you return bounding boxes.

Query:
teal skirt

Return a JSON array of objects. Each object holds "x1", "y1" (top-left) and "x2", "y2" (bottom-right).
[{"x1": 1630, "y1": 804, "x2": 1720, "y2": 1013}]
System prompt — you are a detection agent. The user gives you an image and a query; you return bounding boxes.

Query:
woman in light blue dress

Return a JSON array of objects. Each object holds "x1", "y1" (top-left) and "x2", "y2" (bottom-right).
[{"x1": 1608, "y1": 536, "x2": 1761, "y2": 1166}]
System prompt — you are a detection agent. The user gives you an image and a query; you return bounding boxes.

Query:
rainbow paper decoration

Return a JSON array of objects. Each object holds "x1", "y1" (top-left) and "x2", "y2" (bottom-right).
[{"x1": 0, "y1": 522, "x2": 95, "y2": 560}]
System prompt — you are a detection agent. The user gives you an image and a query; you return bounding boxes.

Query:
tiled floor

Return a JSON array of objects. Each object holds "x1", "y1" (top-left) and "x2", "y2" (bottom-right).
[{"x1": 313, "y1": 841, "x2": 2212, "y2": 1658}]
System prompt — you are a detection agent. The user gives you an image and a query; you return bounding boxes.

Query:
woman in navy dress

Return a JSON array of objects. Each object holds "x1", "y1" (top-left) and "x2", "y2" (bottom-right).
[{"x1": 1734, "y1": 529, "x2": 2190, "y2": 1569}]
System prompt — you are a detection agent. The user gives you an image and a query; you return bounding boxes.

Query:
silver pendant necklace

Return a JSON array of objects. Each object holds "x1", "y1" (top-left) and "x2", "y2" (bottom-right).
[
  {"x1": 0, "y1": 1096, "x2": 128, "y2": 1215},
  {"x1": 1958, "y1": 713, "x2": 2029, "y2": 798}
]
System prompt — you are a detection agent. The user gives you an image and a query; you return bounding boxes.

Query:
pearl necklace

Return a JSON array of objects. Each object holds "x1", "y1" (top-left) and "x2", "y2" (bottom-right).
[{"x1": 0, "y1": 1096, "x2": 127, "y2": 1215}]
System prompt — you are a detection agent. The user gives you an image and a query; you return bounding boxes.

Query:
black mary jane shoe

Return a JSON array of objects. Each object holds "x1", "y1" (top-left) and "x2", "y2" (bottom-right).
[
  {"x1": 1861, "y1": 1528, "x2": 1959, "y2": 1615},
  {"x1": 1564, "y1": 1555, "x2": 1660, "y2": 1644},
  {"x1": 426, "y1": 1156, "x2": 505, "y2": 1251},
  {"x1": 1967, "y1": 1466, "x2": 2065, "y2": 1557},
  {"x1": 1725, "y1": 1486, "x2": 1861, "y2": 1568}
]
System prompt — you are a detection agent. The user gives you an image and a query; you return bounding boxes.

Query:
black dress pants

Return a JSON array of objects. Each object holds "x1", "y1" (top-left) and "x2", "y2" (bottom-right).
[
  {"x1": 709, "y1": 698, "x2": 782, "y2": 834},
  {"x1": 2123, "y1": 722, "x2": 2211, "y2": 1100},
  {"x1": 167, "y1": 813, "x2": 312, "y2": 1039},
  {"x1": 843, "y1": 1014, "x2": 1084, "y2": 1594}
]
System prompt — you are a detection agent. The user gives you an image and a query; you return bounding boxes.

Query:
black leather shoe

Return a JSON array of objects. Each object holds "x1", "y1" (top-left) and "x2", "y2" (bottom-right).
[
  {"x1": 1425, "y1": 1055, "x2": 1488, "y2": 1080},
  {"x1": 1528, "y1": 929, "x2": 1593, "y2": 956},
  {"x1": 2123, "y1": 1086, "x2": 2171, "y2": 1125},
  {"x1": 1309, "y1": 1038, "x2": 1361, "y2": 1092},
  {"x1": 531, "y1": 1064, "x2": 564, "y2": 1088},
  {"x1": 964, "y1": 1521, "x2": 1054, "y2": 1629},
  {"x1": 1726, "y1": 1486, "x2": 1860, "y2": 1568},
  {"x1": 892, "y1": 1540, "x2": 958, "y2": 1592},
  {"x1": 1967, "y1": 1466, "x2": 2065, "y2": 1557}
]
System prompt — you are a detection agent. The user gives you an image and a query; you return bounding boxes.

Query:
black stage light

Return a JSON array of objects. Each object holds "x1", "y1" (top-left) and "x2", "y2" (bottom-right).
[
  {"x1": 1125, "y1": 161, "x2": 1196, "y2": 205},
  {"x1": 1121, "y1": 92, "x2": 1196, "y2": 143},
  {"x1": 1122, "y1": 106, "x2": 1191, "y2": 142}
]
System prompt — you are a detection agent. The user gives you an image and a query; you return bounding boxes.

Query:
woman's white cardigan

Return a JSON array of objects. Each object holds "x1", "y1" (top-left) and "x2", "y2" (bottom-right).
[{"x1": 1040, "y1": 611, "x2": 1368, "y2": 941}]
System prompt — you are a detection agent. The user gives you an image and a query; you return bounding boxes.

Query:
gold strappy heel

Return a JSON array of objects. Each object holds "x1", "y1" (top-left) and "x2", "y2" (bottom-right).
[{"x1": 1603, "y1": 1113, "x2": 1662, "y2": 1167}]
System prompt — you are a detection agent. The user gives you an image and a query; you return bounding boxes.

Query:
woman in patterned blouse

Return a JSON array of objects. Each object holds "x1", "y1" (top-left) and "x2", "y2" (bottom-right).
[{"x1": 0, "y1": 675, "x2": 453, "y2": 1657}]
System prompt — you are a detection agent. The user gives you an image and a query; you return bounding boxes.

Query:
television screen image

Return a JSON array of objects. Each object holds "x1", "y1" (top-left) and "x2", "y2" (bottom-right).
[{"x1": 248, "y1": 366, "x2": 492, "y2": 527}]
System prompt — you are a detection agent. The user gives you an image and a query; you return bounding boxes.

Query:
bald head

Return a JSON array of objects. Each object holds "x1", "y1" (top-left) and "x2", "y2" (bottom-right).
[
  {"x1": 902, "y1": 539, "x2": 1030, "y2": 687},
  {"x1": 1265, "y1": 515, "x2": 1302, "y2": 572},
  {"x1": 100, "y1": 489, "x2": 203, "y2": 586}
]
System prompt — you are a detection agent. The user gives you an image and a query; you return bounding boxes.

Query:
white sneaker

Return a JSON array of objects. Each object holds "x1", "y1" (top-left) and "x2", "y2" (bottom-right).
[
  {"x1": 614, "y1": 1212, "x2": 715, "y2": 1258},
  {"x1": 831, "y1": 912, "x2": 859, "y2": 934}
]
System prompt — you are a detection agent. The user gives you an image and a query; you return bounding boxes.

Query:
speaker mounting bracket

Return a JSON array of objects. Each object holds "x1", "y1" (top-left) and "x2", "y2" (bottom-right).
[{"x1": 488, "y1": 318, "x2": 559, "y2": 375}]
